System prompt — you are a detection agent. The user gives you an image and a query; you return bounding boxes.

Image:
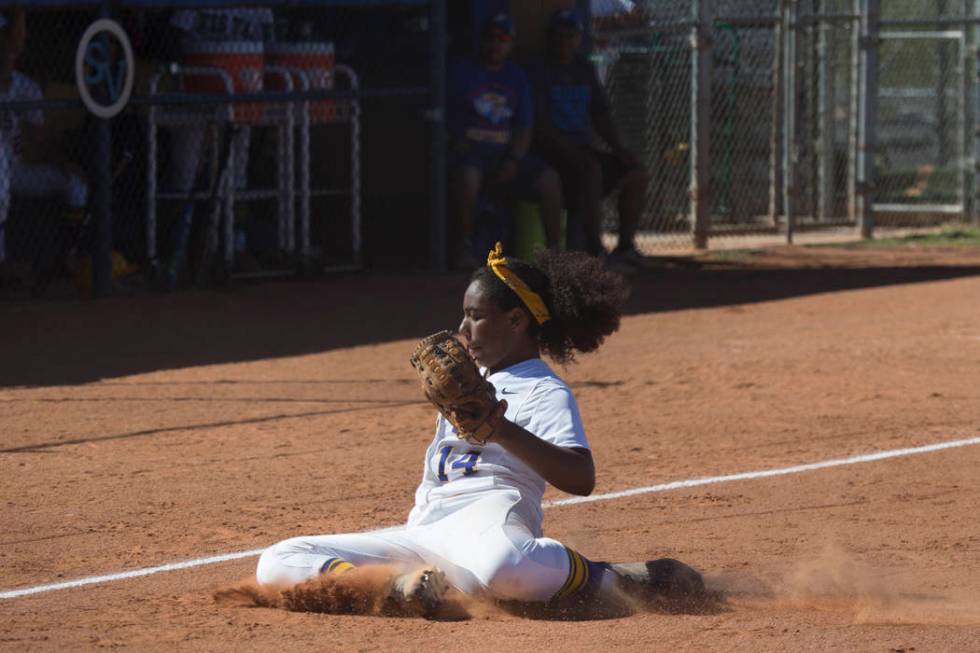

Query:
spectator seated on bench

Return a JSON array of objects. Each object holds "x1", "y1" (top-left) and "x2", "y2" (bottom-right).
[
  {"x1": 446, "y1": 13, "x2": 562, "y2": 270},
  {"x1": 528, "y1": 9, "x2": 649, "y2": 269},
  {"x1": 0, "y1": 10, "x2": 89, "y2": 284}
]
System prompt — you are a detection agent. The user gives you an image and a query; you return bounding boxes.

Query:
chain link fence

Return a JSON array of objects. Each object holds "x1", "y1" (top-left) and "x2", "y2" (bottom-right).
[
  {"x1": 596, "y1": 0, "x2": 980, "y2": 253},
  {"x1": 0, "y1": 2, "x2": 441, "y2": 300}
]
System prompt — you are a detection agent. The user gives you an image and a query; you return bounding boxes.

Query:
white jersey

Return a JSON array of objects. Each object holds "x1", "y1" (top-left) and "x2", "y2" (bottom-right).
[
  {"x1": 0, "y1": 71, "x2": 43, "y2": 163},
  {"x1": 170, "y1": 9, "x2": 273, "y2": 43},
  {"x1": 408, "y1": 357, "x2": 589, "y2": 531}
]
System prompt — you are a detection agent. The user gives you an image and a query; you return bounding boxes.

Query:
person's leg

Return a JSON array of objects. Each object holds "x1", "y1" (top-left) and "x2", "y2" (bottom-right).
[
  {"x1": 546, "y1": 150, "x2": 603, "y2": 256},
  {"x1": 595, "y1": 151, "x2": 648, "y2": 268},
  {"x1": 414, "y1": 490, "x2": 618, "y2": 606},
  {"x1": 11, "y1": 162, "x2": 88, "y2": 214},
  {"x1": 530, "y1": 168, "x2": 563, "y2": 249},
  {"x1": 578, "y1": 154, "x2": 605, "y2": 256},
  {"x1": 256, "y1": 528, "x2": 428, "y2": 586},
  {"x1": 450, "y1": 162, "x2": 483, "y2": 268},
  {"x1": 511, "y1": 155, "x2": 562, "y2": 250},
  {"x1": 254, "y1": 528, "x2": 450, "y2": 617},
  {"x1": 616, "y1": 166, "x2": 648, "y2": 252},
  {"x1": 0, "y1": 198, "x2": 7, "y2": 265},
  {"x1": 11, "y1": 163, "x2": 90, "y2": 291},
  {"x1": 545, "y1": 156, "x2": 587, "y2": 252},
  {"x1": 11, "y1": 163, "x2": 70, "y2": 196},
  {"x1": 0, "y1": 146, "x2": 10, "y2": 265}
]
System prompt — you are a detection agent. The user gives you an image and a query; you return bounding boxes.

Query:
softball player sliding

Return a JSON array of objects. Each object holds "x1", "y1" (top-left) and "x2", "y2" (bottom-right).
[{"x1": 257, "y1": 246, "x2": 704, "y2": 616}]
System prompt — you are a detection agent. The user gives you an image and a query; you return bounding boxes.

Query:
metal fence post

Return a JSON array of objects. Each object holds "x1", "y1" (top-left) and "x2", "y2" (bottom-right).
[
  {"x1": 93, "y1": 2, "x2": 113, "y2": 297},
  {"x1": 957, "y1": 21, "x2": 969, "y2": 219},
  {"x1": 857, "y1": 0, "x2": 879, "y2": 239},
  {"x1": 816, "y1": 1, "x2": 833, "y2": 222},
  {"x1": 769, "y1": 6, "x2": 784, "y2": 226},
  {"x1": 847, "y1": 0, "x2": 861, "y2": 223},
  {"x1": 429, "y1": 0, "x2": 447, "y2": 270},
  {"x1": 782, "y1": 0, "x2": 799, "y2": 243},
  {"x1": 938, "y1": 0, "x2": 952, "y2": 169},
  {"x1": 965, "y1": 0, "x2": 978, "y2": 223},
  {"x1": 691, "y1": 0, "x2": 713, "y2": 249}
]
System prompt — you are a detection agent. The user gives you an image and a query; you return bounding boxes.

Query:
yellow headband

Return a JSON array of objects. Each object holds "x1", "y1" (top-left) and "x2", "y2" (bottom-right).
[{"x1": 486, "y1": 242, "x2": 551, "y2": 325}]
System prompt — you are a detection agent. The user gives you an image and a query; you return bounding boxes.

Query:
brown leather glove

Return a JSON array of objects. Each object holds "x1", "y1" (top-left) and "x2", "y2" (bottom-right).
[{"x1": 409, "y1": 330, "x2": 507, "y2": 445}]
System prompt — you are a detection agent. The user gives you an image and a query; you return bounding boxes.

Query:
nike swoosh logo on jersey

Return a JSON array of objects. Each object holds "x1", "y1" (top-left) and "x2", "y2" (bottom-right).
[{"x1": 500, "y1": 388, "x2": 519, "y2": 395}]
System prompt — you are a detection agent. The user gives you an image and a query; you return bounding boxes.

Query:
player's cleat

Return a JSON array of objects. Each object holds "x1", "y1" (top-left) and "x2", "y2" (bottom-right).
[
  {"x1": 611, "y1": 558, "x2": 705, "y2": 603},
  {"x1": 386, "y1": 567, "x2": 449, "y2": 618}
]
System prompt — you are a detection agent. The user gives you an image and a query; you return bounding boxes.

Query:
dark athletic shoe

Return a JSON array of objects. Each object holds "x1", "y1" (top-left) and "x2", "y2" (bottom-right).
[{"x1": 611, "y1": 558, "x2": 705, "y2": 602}]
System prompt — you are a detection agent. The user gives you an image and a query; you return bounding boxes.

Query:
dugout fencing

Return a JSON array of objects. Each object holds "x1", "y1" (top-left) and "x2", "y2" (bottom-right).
[
  {"x1": 597, "y1": 0, "x2": 980, "y2": 252},
  {"x1": 0, "y1": 1, "x2": 447, "y2": 299}
]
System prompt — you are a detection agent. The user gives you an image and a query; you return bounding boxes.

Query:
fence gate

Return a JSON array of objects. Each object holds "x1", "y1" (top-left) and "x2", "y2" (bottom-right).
[{"x1": 874, "y1": 29, "x2": 968, "y2": 223}]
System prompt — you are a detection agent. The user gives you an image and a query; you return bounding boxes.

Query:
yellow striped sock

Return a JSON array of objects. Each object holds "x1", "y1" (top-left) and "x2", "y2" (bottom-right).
[
  {"x1": 320, "y1": 557, "x2": 355, "y2": 575},
  {"x1": 551, "y1": 547, "x2": 590, "y2": 601}
]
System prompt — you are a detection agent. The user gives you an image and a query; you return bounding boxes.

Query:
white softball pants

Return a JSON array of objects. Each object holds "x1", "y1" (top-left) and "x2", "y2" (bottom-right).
[
  {"x1": 256, "y1": 490, "x2": 579, "y2": 602},
  {"x1": 0, "y1": 148, "x2": 88, "y2": 262}
]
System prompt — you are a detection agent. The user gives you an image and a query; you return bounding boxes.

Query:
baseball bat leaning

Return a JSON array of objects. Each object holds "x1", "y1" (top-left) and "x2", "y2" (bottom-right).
[
  {"x1": 193, "y1": 122, "x2": 239, "y2": 288},
  {"x1": 163, "y1": 121, "x2": 218, "y2": 291}
]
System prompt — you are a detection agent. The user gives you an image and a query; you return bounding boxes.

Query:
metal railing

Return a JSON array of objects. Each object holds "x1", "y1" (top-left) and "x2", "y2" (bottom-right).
[{"x1": 0, "y1": 1, "x2": 444, "y2": 300}]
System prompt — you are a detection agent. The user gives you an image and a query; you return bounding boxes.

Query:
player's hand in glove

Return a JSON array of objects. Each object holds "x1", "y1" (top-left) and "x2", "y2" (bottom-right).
[{"x1": 410, "y1": 330, "x2": 507, "y2": 445}]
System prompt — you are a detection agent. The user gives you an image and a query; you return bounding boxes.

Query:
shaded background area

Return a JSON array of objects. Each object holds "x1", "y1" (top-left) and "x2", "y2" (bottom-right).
[{"x1": 3, "y1": 245, "x2": 980, "y2": 387}]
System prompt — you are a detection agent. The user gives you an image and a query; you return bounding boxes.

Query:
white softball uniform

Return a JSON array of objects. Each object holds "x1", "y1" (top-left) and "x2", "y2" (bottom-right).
[{"x1": 257, "y1": 358, "x2": 596, "y2": 602}]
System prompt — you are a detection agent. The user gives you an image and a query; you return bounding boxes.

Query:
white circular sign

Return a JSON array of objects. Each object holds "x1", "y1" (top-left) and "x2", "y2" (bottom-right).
[{"x1": 75, "y1": 18, "x2": 135, "y2": 119}]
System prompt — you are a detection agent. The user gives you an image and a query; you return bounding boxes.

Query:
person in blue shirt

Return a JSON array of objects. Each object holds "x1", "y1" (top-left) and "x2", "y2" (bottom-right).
[
  {"x1": 446, "y1": 13, "x2": 563, "y2": 270},
  {"x1": 530, "y1": 9, "x2": 649, "y2": 268}
]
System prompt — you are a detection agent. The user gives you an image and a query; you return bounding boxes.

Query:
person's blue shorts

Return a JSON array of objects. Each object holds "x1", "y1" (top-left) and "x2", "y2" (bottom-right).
[{"x1": 450, "y1": 147, "x2": 550, "y2": 200}]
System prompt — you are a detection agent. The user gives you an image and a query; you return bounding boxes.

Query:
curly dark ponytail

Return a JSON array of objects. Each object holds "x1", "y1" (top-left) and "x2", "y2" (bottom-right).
[{"x1": 470, "y1": 249, "x2": 628, "y2": 364}]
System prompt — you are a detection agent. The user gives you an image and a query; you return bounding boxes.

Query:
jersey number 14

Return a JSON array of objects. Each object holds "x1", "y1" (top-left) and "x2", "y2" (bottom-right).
[{"x1": 437, "y1": 446, "x2": 479, "y2": 482}]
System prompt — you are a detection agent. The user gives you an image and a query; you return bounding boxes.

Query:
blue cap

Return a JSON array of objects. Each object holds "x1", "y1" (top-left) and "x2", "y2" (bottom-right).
[
  {"x1": 483, "y1": 13, "x2": 516, "y2": 39},
  {"x1": 550, "y1": 8, "x2": 584, "y2": 32}
]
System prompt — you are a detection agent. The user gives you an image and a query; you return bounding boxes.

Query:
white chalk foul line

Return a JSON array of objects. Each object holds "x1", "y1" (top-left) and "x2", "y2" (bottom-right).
[
  {"x1": 0, "y1": 549, "x2": 265, "y2": 600},
  {"x1": 2, "y1": 434, "x2": 979, "y2": 601},
  {"x1": 544, "y1": 435, "x2": 980, "y2": 507}
]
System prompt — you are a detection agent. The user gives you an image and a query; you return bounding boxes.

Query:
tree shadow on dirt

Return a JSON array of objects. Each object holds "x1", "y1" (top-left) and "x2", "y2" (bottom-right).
[
  {"x1": 3, "y1": 259, "x2": 979, "y2": 387},
  {"x1": 0, "y1": 399, "x2": 422, "y2": 453}
]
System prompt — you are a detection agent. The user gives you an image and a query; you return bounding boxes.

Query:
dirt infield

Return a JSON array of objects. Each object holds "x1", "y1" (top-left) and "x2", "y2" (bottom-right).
[{"x1": 2, "y1": 245, "x2": 980, "y2": 651}]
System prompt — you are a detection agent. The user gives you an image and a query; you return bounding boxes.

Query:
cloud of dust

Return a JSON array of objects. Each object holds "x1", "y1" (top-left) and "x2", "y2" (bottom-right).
[
  {"x1": 214, "y1": 565, "x2": 395, "y2": 614},
  {"x1": 213, "y1": 565, "x2": 498, "y2": 621},
  {"x1": 707, "y1": 544, "x2": 980, "y2": 626}
]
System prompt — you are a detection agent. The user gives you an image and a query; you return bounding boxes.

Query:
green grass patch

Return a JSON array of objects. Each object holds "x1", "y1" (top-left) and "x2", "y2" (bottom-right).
[
  {"x1": 824, "y1": 227, "x2": 980, "y2": 249},
  {"x1": 701, "y1": 248, "x2": 757, "y2": 262}
]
